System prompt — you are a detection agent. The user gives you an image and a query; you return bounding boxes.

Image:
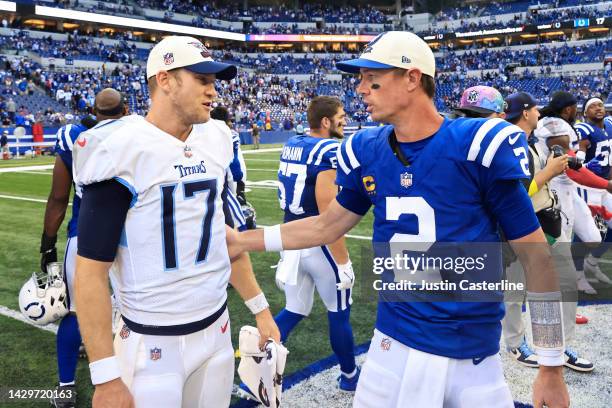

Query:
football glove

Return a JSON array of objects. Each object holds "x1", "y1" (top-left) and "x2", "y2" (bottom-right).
[
  {"x1": 40, "y1": 233, "x2": 57, "y2": 274},
  {"x1": 585, "y1": 157, "x2": 603, "y2": 174},
  {"x1": 336, "y1": 261, "x2": 355, "y2": 290}
]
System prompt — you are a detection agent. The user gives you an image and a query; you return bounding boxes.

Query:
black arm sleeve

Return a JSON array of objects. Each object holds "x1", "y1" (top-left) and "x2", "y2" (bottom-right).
[
  {"x1": 221, "y1": 180, "x2": 234, "y2": 229},
  {"x1": 77, "y1": 179, "x2": 132, "y2": 262}
]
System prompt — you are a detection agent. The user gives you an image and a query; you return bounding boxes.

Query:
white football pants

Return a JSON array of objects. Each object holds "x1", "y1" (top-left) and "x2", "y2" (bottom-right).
[
  {"x1": 113, "y1": 309, "x2": 234, "y2": 408},
  {"x1": 353, "y1": 330, "x2": 513, "y2": 408}
]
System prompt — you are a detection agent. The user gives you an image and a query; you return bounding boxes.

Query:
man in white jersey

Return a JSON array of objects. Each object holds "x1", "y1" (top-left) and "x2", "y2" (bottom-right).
[{"x1": 73, "y1": 36, "x2": 279, "y2": 408}]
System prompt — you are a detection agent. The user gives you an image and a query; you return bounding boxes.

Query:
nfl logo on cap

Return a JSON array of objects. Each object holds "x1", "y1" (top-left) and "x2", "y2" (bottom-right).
[
  {"x1": 400, "y1": 172, "x2": 412, "y2": 188},
  {"x1": 163, "y1": 53, "x2": 174, "y2": 65}
]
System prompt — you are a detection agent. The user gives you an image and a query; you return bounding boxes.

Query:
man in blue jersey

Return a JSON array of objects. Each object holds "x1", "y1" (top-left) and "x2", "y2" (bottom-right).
[
  {"x1": 274, "y1": 96, "x2": 359, "y2": 391},
  {"x1": 210, "y1": 106, "x2": 253, "y2": 230},
  {"x1": 231, "y1": 31, "x2": 569, "y2": 407},
  {"x1": 41, "y1": 88, "x2": 127, "y2": 407},
  {"x1": 573, "y1": 97, "x2": 612, "y2": 287}
]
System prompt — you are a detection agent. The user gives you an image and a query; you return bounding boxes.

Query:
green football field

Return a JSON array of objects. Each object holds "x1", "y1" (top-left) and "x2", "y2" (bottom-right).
[{"x1": 0, "y1": 152, "x2": 377, "y2": 407}]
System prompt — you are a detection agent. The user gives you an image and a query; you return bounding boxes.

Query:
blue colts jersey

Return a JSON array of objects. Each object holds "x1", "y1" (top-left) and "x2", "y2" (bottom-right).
[
  {"x1": 604, "y1": 116, "x2": 612, "y2": 142},
  {"x1": 336, "y1": 117, "x2": 539, "y2": 359},
  {"x1": 575, "y1": 121, "x2": 612, "y2": 178},
  {"x1": 55, "y1": 123, "x2": 88, "y2": 238},
  {"x1": 278, "y1": 136, "x2": 339, "y2": 222}
]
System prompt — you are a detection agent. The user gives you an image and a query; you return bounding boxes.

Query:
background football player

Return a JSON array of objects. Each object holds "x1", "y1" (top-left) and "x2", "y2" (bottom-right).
[
  {"x1": 273, "y1": 96, "x2": 359, "y2": 391},
  {"x1": 40, "y1": 88, "x2": 127, "y2": 407},
  {"x1": 573, "y1": 97, "x2": 612, "y2": 289}
]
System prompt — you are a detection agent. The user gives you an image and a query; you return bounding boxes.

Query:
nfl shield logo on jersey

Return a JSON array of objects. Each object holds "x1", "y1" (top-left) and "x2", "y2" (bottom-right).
[
  {"x1": 184, "y1": 146, "x2": 193, "y2": 158},
  {"x1": 380, "y1": 337, "x2": 392, "y2": 351},
  {"x1": 163, "y1": 52, "x2": 174, "y2": 65},
  {"x1": 119, "y1": 324, "x2": 130, "y2": 339},
  {"x1": 150, "y1": 347, "x2": 162, "y2": 361},
  {"x1": 400, "y1": 172, "x2": 412, "y2": 188}
]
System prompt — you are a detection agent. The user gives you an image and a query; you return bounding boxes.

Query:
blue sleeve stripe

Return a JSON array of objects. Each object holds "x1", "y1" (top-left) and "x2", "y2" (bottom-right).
[
  {"x1": 314, "y1": 143, "x2": 339, "y2": 166},
  {"x1": 63, "y1": 124, "x2": 74, "y2": 152},
  {"x1": 336, "y1": 144, "x2": 351, "y2": 175},
  {"x1": 226, "y1": 189, "x2": 246, "y2": 226},
  {"x1": 345, "y1": 135, "x2": 360, "y2": 169},
  {"x1": 467, "y1": 118, "x2": 506, "y2": 161},
  {"x1": 574, "y1": 123, "x2": 593, "y2": 135},
  {"x1": 306, "y1": 139, "x2": 332, "y2": 164},
  {"x1": 56, "y1": 127, "x2": 66, "y2": 152},
  {"x1": 113, "y1": 177, "x2": 138, "y2": 208},
  {"x1": 482, "y1": 124, "x2": 524, "y2": 168}
]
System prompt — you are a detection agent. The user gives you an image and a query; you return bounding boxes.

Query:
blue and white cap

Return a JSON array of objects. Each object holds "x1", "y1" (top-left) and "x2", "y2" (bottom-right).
[
  {"x1": 147, "y1": 36, "x2": 237, "y2": 80},
  {"x1": 336, "y1": 31, "x2": 435, "y2": 77}
]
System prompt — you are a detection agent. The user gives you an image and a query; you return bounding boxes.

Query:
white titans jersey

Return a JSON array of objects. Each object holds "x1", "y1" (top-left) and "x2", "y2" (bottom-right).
[
  {"x1": 73, "y1": 114, "x2": 233, "y2": 326},
  {"x1": 535, "y1": 117, "x2": 578, "y2": 186}
]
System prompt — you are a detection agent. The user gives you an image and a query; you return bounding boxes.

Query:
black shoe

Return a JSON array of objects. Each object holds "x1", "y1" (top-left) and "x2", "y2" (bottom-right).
[{"x1": 50, "y1": 384, "x2": 76, "y2": 408}]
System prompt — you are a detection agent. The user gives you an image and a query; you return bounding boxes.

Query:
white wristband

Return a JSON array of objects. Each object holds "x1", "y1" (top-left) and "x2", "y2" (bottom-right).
[
  {"x1": 89, "y1": 356, "x2": 121, "y2": 385},
  {"x1": 245, "y1": 292, "x2": 269, "y2": 315},
  {"x1": 575, "y1": 150, "x2": 586, "y2": 162},
  {"x1": 264, "y1": 225, "x2": 283, "y2": 252}
]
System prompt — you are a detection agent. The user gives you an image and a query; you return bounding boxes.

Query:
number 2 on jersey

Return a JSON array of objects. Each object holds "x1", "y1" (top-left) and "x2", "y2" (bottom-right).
[{"x1": 160, "y1": 179, "x2": 217, "y2": 270}]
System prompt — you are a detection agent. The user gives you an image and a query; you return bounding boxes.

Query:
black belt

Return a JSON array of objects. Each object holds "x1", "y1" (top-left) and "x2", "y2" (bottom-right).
[{"x1": 122, "y1": 301, "x2": 227, "y2": 336}]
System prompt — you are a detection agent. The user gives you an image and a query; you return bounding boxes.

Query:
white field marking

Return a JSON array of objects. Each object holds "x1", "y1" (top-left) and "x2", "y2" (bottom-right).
[
  {"x1": 0, "y1": 305, "x2": 58, "y2": 334},
  {"x1": 597, "y1": 259, "x2": 612, "y2": 264},
  {"x1": 246, "y1": 180, "x2": 278, "y2": 188},
  {"x1": 0, "y1": 164, "x2": 54, "y2": 173},
  {"x1": 244, "y1": 159, "x2": 280, "y2": 162},
  {"x1": 247, "y1": 168, "x2": 278, "y2": 172},
  {"x1": 18, "y1": 171, "x2": 52, "y2": 175},
  {"x1": 0, "y1": 194, "x2": 72, "y2": 206},
  {"x1": 0, "y1": 193, "x2": 369, "y2": 240},
  {"x1": 242, "y1": 148, "x2": 282, "y2": 154}
]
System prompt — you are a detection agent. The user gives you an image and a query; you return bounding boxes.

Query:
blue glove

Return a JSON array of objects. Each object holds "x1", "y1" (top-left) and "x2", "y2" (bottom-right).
[{"x1": 585, "y1": 157, "x2": 603, "y2": 174}]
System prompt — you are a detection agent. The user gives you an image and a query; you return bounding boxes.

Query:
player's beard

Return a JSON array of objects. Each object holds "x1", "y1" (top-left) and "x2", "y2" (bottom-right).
[{"x1": 329, "y1": 124, "x2": 344, "y2": 139}]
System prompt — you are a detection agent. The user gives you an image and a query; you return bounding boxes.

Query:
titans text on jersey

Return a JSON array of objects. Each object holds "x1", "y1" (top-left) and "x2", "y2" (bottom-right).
[{"x1": 335, "y1": 117, "x2": 539, "y2": 359}]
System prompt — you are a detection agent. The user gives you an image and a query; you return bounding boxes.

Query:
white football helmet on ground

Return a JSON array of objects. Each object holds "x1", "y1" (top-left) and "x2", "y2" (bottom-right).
[{"x1": 19, "y1": 262, "x2": 68, "y2": 325}]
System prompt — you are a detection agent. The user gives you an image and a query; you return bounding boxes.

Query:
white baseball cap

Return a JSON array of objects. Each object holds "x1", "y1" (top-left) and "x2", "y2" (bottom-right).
[
  {"x1": 336, "y1": 31, "x2": 435, "y2": 77},
  {"x1": 146, "y1": 36, "x2": 237, "y2": 80}
]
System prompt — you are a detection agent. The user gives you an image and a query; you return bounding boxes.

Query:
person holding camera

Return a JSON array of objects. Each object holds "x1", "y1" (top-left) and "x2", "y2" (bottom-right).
[
  {"x1": 502, "y1": 92, "x2": 612, "y2": 372},
  {"x1": 500, "y1": 92, "x2": 579, "y2": 369}
]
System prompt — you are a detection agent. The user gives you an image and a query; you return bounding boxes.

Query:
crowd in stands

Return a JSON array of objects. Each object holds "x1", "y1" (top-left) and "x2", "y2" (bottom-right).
[
  {"x1": 48, "y1": 0, "x2": 389, "y2": 24},
  {"x1": 0, "y1": 56, "x2": 73, "y2": 126},
  {"x1": 0, "y1": 30, "x2": 140, "y2": 63},
  {"x1": 436, "y1": 69, "x2": 611, "y2": 112},
  {"x1": 422, "y1": 4, "x2": 611, "y2": 37},
  {"x1": 248, "y1": 23, "x2": 391, "y2": 35},
  {"x1": 432, "y1": 0, "x2": 604, "y2": 23},
  {"x1": 1, "y1": 50, "x2": 607, "y2": 132},
  {"x1": 437, "y1": 38, "x2": 611, "y2": 72},
  {"x1": 5, "y1": 24, "x2": 607, "y2": 77}
]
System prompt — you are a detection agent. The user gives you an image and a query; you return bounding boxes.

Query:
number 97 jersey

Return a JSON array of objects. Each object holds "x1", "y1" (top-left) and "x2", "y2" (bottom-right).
[{"x1": 277, "y1": 136, "x2": 340, "y2": 222}]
